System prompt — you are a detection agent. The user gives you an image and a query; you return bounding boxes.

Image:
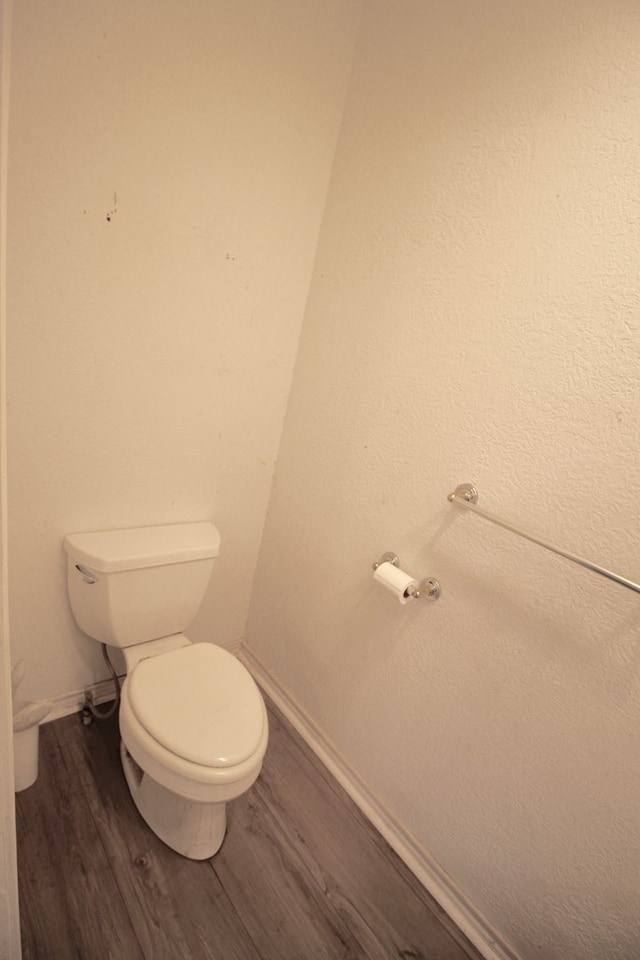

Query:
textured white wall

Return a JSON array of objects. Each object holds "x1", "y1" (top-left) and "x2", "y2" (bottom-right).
[
  {"x1": 7, "y1": 0, "x2": 360, "y2": 704},
  {"x1": 246, "y1": 1, "x2": 640, "y2": 958}
]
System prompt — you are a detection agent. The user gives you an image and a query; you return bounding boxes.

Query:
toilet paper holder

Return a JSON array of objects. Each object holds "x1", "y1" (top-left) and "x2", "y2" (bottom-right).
[{"x1": 372, "y1": 552, "x2": 441, "y2": 601}]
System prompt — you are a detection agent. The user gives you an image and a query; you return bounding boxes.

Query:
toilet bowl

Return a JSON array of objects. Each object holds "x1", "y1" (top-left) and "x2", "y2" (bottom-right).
[
  {"x1": 119, "y1": 640, "x2": 268, "y2": 858},
  {"x1": 62, "y1": 522, "x2": 268, "y2": 859}
]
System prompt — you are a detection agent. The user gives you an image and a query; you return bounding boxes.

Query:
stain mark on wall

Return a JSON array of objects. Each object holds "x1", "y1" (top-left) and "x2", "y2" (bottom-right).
[{"x1": 106, "y1": 191, "x2": 118, "y2": 223}]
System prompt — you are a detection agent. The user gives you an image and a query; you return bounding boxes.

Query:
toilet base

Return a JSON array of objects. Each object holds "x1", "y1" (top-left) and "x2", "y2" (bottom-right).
[{"x1": 120, "y1": 742, "x2": 227, "y2": 860}]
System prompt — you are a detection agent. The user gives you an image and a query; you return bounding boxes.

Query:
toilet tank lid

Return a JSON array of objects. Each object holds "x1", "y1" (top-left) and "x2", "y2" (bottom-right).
[{"x1": 63, "y1": 522, "x2": 221, "y2": 573}]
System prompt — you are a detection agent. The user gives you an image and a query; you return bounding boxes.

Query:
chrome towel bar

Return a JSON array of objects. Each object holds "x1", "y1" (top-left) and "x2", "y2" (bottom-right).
[{"x1": 448, "y1": 483, "x2": 640, "y2": 596}]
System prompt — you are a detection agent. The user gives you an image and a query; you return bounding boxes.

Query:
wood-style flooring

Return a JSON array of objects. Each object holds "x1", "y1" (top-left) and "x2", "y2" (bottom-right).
[{"x1": 16, "y1": 696, "x2": 483, "y2": 960}]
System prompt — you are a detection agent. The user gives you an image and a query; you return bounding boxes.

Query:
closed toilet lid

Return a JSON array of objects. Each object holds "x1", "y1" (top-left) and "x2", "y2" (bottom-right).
[{"x1": 126, "y1": 643, "x2": 264, "y2": 768}]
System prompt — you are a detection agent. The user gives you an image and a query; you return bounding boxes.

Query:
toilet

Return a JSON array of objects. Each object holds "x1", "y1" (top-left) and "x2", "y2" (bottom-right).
[{"x1": 62, "y1": 522, "x2": 268, "y2": 860}]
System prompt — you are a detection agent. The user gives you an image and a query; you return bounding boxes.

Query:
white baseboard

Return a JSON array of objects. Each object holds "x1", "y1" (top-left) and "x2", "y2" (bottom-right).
[
  {"x1": 239, "y1": 644, "x2": 521, "y2": 960},
  {"x1": 46, "y1": 675, "x2": 123, "y2": 723}
]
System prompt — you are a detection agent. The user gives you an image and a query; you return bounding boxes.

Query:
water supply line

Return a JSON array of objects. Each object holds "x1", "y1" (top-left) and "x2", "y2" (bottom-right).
[{"x1": 81, "y1": 644, "x2": 121, "y2": 725}]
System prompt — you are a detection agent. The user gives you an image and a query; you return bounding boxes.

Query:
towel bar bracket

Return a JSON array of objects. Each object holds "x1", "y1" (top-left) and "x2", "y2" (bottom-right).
[{"x1": 448, "y1": 483, "x2": 479, "y2": 505}]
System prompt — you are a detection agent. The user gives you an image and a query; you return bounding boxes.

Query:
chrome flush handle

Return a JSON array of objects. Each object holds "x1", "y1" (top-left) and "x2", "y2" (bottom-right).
[{"x1": 75, "y1": 564, "x2": 97, "y2": 584}]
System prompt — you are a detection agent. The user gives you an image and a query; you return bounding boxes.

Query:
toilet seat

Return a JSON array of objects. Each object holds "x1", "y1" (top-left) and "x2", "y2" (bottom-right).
[
  {"x1": 119, "y1": 644, "x2": 269, "y2": 803},
  {"x1": 127, "y1": 643, "x2": 264, "y2": 767}
]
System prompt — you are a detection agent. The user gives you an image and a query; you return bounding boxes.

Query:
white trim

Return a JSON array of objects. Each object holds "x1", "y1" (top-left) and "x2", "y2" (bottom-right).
[
  {"x1": 239, "y1": 644, "x2": 521, "y2": 960},
  {"x1": 0, "y1": 0, "x2": 20, "y2": 955},
  {"x1": 46, "y1": 675, "x2": 124, "y2": 724}
]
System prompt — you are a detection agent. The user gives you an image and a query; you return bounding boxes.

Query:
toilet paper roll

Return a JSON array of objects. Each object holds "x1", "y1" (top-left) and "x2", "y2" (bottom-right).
[{"x1": 373, "y1": 561, "x2": 418, "y2": 604}]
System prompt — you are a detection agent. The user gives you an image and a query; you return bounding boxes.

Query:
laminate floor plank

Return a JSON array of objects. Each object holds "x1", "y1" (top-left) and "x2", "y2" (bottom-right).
[
  {"x1": 17, "y1": 694, "x2": 483, "y2": 960},
  {"x1": 266, "y1": 704, "x2": 467, "y2": 934},
  {"x1": 255, "y1": 704, "x2": 482, "y2": 960},
  {"x1": 215, "y1": 789, "x2": 369, "y2": 960},
  {"x1": 16, "y1": 720, "x2": 144, "y2": 960},
  {"x1": 62, "y1": 710, "x2": 261, "y2": 960}
]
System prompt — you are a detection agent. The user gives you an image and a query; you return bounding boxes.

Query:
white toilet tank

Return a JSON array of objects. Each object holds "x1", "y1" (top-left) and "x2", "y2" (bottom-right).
[{"x1": 63, "y1": 523, "x2": 221, "y2": 648}]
